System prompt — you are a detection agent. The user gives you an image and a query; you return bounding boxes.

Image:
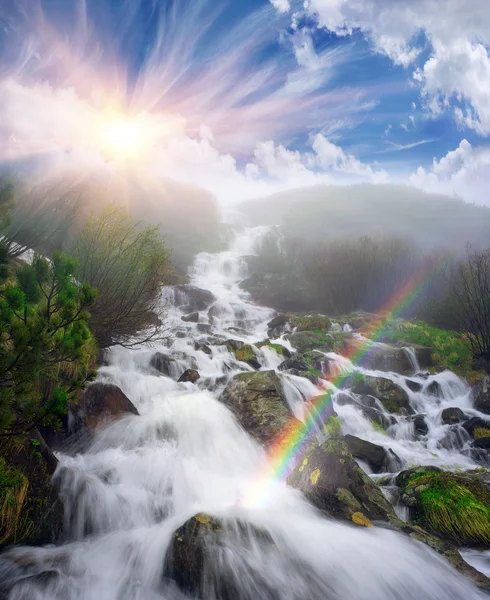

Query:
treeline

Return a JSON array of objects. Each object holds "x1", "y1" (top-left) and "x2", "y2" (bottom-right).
[
  {"x1": 243, "y1": 229, "x2": 490, "y2": 363},
  {"x1": 0, "y1": 180, "x2": 172, "y2": 436}
]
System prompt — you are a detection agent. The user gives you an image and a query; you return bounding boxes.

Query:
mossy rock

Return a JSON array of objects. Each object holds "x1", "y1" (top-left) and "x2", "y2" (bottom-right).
[
  {"x1": 288, "y1": 439, "x2": 395, "y2": 523},
  {"x1": 290, "y1": 315, "x2": 332, "y2": 332},
  {"x1": 219, "y1": 371, "x2": 298, "y2": 446},
  {"x1": 285, "y1": 331, "x2": 322, "y2": 353},
  {"x1": 0, "y1": 432, "x2": 62, "y2": 548},
  {"x1": 356, "y1": 376, "x2": 412, "y2": 415},
  {"x1": 233, "y1": 344, "x2": 256, "y2": 362},
  {"x1": 163, "y1": 513, "x2": 278, "y2": 599},
  {"x1": 399, "y1": 469, "x2": 490, "y2": 546},
  {"x1": 267, "y1": 343, "x2": 291, "y2": 358}
]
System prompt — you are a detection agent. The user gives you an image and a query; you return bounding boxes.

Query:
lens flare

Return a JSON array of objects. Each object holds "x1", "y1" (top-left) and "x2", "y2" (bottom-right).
[{"x1": 98, "y1": 114, "x2": 150, "y2": 161}]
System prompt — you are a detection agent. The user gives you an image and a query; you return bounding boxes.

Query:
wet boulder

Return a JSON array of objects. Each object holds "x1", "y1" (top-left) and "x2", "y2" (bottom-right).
[
  {"x1": 194, "y1": 341, "x2": 212, "y2": 356},
  {"x1": 220, "y1": 371, "x2": 297, "y2": 446},
  {"x1": 463, "y1": 416, "x2": 490, "y2": 438},
  {"x1": 473, "y1": 437, "x2": 490, "y2": 449},
  {"x1": 256, "y1": 341, "x2": 292, "y2": 359},
  {"x1": 163, "y1": 513, "x2": 305, "y2": 600},
  {"x1": 355, "y1": 376, "x2": 413, "y2": 415},
  {"x1": 301, "y1": 350, "x2": 326, "y2": 372},
  {"x1": 342, "y1": 338, "x2": 413, "y2": 374},
  {"x1": 288, "y1": 439, "x2": 395, "y2": 524},
  {"x1": 178, "y1": 369, "x2": 201, "y2": 384},
  {"x1": 405, "y1": 379, "x2": 423, "y2": 392},
  {"x1": 425, "y1": 380, "x2": 443, "y2": 397},
  {"x1": 278, "y1": 358, "x2": 309, "y2": 372},
  {"x1": 267, "y1": 314, "x2": 289, "y2": 330},
  {"x1": 223, "y1": 341, "x2": 261, "y2": 370},
  {"x1": 173, "y1": 285, "x2": 215, "y2": 314},
  {"x1": 181, "y1": 312, "x2": 199, "y2": 323},
  {"x1": 398, "y1": 469, "x2": 490, "y2": 546},
  {"x1": 267, "y1": 314, "x2": 290, "y2": 337},
  {"x1": 70, "y1": 383, "x2": 139, "y2": 432},
  {"x1": 413, "y1": 414, "x2": 429, "y2": 436},
  {"x1": 441, "y1": 407, "x2": 466, "y2": 425},
  {"x1": 342, "y1": 434, "x2": 395, "y2": 473},
  {"x1": 472, "y1": 377, "x2": 490, "y2": 414},
  {"x1": 150, "y1": 352, "x2": 176, "y2": 377},
  {"x1": 285, "y1": 331, "x2": 322, "y2": 353},
  {"x1": 0, "y1": 431, "x2": 62, "y2": 548}
]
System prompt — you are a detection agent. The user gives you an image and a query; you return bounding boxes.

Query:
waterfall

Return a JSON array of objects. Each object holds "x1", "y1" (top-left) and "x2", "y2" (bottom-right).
[{"x1": 0, "y1": 226, "x2": 487, "y2": 600}]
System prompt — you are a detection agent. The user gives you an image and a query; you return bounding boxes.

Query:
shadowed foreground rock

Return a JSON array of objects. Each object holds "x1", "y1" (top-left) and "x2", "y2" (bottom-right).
[
  {"x1": 70, "y1": 382, "x2": 139, "y2": 433},
  {"x1": 163, "y1": 513, "x2": 334, "y2": 600}
]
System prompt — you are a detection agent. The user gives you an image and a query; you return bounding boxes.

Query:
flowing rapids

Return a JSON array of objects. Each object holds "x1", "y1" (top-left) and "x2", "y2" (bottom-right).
[{"x1": 0, "y1": 226, "x2": 488, "y2": 599}]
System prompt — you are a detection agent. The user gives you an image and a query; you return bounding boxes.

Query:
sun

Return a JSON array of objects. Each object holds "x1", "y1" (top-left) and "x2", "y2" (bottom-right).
[{"x1": 97, "y1": 113, "x2": 152, "y2": 162}]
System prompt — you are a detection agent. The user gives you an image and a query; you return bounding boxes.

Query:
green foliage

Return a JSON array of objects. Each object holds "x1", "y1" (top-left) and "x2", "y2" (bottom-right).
[
  {"x1": 407, "y1": 471, "x2": 490, "y2": 545},
  {"x1": 324, "y1": 415, "x2": 342, "y2": 437},
  {"x1": 384, "y1": 321, "x2": 472, "y2": 374},
  {"x1": 0, "y1": 457, "x2": 24, "y2": 495},
  {"x1": 0, "y1": 252, "x2": 97, "y2": 435},
  {"x1": 75, "y1": 206, "x2": 172, "y2": 348},
  {"x1": 291, "y1": 315, "x2": 332, "y2": 332}
]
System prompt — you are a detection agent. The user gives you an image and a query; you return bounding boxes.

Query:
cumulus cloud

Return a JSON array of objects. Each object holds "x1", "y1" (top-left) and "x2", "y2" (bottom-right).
[
  {"x1": 410, "y1": 139, "x2": 490, "y2": 205},
  {"x1": 270, "y1": 0, "x2": 290, "y2": 14},
  {"x1": 0, "y1": 78, "x2": 385, "y2": 203},
  {"x1": 271, "y1": 0, "x2": 490, "y2": 135}
]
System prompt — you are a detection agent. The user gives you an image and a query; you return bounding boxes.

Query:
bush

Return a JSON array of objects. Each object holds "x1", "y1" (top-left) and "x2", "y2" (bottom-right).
[
  {"x1": 75, "y1": 206, "x2": 172, "y2": 348},
  {"x1": 384, "y1": 321, "x2": 472, "y2": 374},
  {"x1": 0, "y1": 252, "x2": 97, "y2": 435}
]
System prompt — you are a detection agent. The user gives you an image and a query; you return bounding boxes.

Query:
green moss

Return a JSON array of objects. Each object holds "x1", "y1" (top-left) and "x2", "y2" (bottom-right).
[
  {"x1": 383, "y1": 321, "x2": 472, "y2": 375},
  {"x1": 291, "y1": 315, "x2": 332, "y2": 332},
  {"x1": 324, "y1": 416, "x2": 342, "y2": 437},
  {"x1": 268, "y1": 344, "x2": 288, "y2": 356},
  {"x1": 474, "y1": 427, "x2": 490, "y2": 439},
  {"x1": 371, "y1": 420, "x2": 387, "y2": 434},
  {"x1": 233, "y1": 344, "x2": 256, "y2": 362},
  {"x1": 407, "y1": 471, "x2": 490, "y2": 545},
  {"x1": 380, "y1": 399, "x2": 400, "y2": 414}
]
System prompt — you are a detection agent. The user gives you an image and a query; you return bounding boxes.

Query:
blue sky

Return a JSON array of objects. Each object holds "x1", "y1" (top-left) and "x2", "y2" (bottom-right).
[{"x1": 1, "y1": 0, "x2": 490, "y2": 204}]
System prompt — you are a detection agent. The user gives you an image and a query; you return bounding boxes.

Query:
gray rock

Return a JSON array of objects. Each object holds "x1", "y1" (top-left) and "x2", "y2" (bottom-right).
[
  {"x1": 178, "y1": 369, "x2": 201, "y2": 383},
  {"x1": 441, "y1": 407, "x2": 466, "y2": 425},
  {"x1": 181, "y1": 312, "x2": 199, "y2": 323}
]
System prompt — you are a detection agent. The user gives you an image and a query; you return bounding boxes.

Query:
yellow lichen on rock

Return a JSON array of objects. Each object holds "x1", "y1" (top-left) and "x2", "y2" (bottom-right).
[
  {"x1": 303, "y1": 458, "x2": 308, "y2": 466},
  {"x1": 195, "y1": 513, "x2": 211, "y2": 525},
  {"x1": 310, "y1": 469, "x2": 321, "y2": 485},
  {"x1": 351, "y1": 512, "x2": 373, "y2": 527}
]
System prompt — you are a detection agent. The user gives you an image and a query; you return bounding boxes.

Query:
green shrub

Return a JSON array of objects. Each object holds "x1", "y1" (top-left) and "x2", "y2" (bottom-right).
[
  {"x1": 384, "y1": 321, "x2": 472, "y2": 374},
  {"x1": 291, "y1": 315, "x2": 332, "y2": 332}
]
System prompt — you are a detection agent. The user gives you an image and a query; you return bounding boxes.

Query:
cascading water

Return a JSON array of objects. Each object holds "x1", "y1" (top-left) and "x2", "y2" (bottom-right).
[{"x1": 0, "y1": 225, "x2": 488, "y2": 599}]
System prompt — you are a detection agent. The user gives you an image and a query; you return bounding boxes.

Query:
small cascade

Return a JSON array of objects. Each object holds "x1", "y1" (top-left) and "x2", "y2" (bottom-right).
[
  {"x1": 403, "y1": 346, "x2": 421, "y2": 373},
  {"x1": 1, "y1": 226, "x2": 488, "y2": 600}
]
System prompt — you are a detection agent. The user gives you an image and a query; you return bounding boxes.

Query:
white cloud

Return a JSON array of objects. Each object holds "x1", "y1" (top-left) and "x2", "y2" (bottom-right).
[
  {"x1": 0, "y1": 79, "x2": 385, "y2": 203},
  {"x1": 271, "y1": 0, "x2": 490, "y2": 135},
  {"x1": 270, "y1": 0, "x2": 290, "y2": 14},
  {"x1": 384, "y1": 124, "x2": 392, "y2": 136},
  {"x1": 401, "y1": 124, "x2": 408, "y2": 132},
  {"x1": 410, "y1": 139, "x2": 490, "y2": 205},
  {"x1": 409, "y1": 115, "x2": 415, "y2": 127}
]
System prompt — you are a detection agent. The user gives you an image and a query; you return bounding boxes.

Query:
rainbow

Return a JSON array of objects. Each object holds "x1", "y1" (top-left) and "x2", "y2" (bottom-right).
[{"x1": 244, "y1": 258, "x2": 438, "y2": 507}]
